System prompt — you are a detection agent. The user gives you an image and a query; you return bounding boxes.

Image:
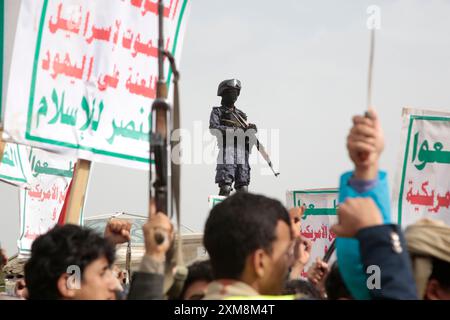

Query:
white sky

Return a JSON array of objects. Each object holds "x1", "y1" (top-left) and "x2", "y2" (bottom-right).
[{"x1": 1, "y1": 0, "x2": 450, "y2": 255}]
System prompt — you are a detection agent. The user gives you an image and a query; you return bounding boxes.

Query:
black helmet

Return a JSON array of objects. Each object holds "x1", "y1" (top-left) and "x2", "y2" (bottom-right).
[{"x1": 217, "y1": 79, "x2": 241, "y2": 96}]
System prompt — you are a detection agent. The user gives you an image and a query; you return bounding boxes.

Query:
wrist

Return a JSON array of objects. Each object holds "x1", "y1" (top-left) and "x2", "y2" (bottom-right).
[
  {"x1": 292, "y1": 261, "x2": 305, "y2": 271},
  {"x1": 289, "y1": 264, "x2": 304, "y2": 279},
  {"x1": 354, "y1": 163, "x2": 378, "y2": 180},
  {"x1": 145, "y1": 251, "x2": 166, "y2": 263},
  {"x1": 105, "y1": 236, "x2": 120, "y2": 247},
  {"x1": 140, "y1": 255, "x2": 165, "y2": 274}
]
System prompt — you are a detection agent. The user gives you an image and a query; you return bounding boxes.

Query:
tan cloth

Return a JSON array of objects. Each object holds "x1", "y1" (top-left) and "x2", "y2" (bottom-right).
[
  {"x1": 203, "y1": 279, "x2": 260, "y2": 300},
  {"x1": 404, "y1": 218, "x2": 450, "y2": 299}
]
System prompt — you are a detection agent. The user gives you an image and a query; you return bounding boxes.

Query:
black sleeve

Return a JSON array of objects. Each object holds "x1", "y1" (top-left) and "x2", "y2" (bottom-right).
[
  {"x1": 127, "y1": 272, "x2": 165, "y2": 300},
  {"x1": 356, "y1": 224, "x2": 418, "y2": 300}
]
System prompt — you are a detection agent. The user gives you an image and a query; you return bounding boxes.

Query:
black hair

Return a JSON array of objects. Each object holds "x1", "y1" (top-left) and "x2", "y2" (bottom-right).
[
  {"x1": 283, "y1": 279, "x2": 322, "y2": 299},
  {"x1": 25, "y1": 224, "x2": 115, "y2": 300},
  {"x1": 179, "y1": 259, "x2": 213, "y2": 300},
  {"x1": 203, "y1": 192, "x2": 291, "y2": 279},
  {"x1": 324, "y1": 261, "x2": 352, "y2": 300},
  {"x1": 429, "y1": 257, "x2": 450, "y2": 290}
]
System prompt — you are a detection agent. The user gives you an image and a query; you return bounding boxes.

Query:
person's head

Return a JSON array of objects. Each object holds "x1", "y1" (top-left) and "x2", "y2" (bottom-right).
[
  {"x1": 283, "y1": 279, "x2": 322, "y2": 299},
  {"x1": 424, "y1": 257, "x2": 450, "y2": 300},
  {"x1": 405, "y1": 218, "x2": 450, "y2": 300},
  {"x1": 324, "y1": 262, "x2": 352, "y2": 300},
  {"x1": 25, "y1": 224, "x2": 117, "y2": 300},
  {"x1": 217, "y1": 79, "x2": 241, "y2": 107},
  {"x1": 204, "y1": 192, "x2": 293, "y2": 295},
  {"x1": 179, "y1": 260, "x2": 213, "y2": 300}
]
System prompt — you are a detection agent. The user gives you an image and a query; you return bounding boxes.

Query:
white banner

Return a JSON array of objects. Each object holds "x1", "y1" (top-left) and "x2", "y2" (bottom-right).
[
  {"x1": 0, "y1": 143, "x2": 32, "y2": 188},
  {"x1": 392, "y1": 107, "x2": 450, "y2": 227},
  {"x1": 3, "y1": 0, "x2": 190, "y2": 169},
  {"x1": 286, "y1": 189, "x2": 338, "y2": 277},
  {"x1": 18, "y1": 147, "x2": 74, "y2": 257}
]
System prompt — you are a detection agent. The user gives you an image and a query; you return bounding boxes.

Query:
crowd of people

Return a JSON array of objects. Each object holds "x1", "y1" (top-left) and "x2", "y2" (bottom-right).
[{"x1": 1, "y1": 109, "x2": 449, "y2": 300}]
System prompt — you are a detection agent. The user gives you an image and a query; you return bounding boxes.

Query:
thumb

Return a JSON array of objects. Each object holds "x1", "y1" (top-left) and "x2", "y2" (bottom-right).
[
  {"x1": 121, "y1": 229, "x2": 131, "y2": 240},
  {"x1": 366, "y1": 107, "x2": 380, "y2": 128}
]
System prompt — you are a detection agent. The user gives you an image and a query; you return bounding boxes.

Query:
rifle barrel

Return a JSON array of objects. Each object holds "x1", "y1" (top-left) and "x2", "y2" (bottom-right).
[{"x1": 230, "y1": 110, "x2": 279, "y2": 176}]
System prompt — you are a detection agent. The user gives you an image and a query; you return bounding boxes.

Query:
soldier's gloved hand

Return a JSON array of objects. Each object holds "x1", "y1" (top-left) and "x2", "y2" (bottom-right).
[{"x1": 246, "y1": 123, "x2": 257, "y2": 132}]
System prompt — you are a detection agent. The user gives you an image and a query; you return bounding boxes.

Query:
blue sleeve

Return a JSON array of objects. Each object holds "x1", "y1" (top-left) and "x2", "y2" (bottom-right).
[{"x1": 336, "y1": 170, "x2": 392, "y2": 300}]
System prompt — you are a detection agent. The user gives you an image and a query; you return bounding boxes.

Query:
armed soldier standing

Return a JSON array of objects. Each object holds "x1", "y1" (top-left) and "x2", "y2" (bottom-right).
[{"x1": 209, "y1": 79, "x2": 257, "y2": 196}]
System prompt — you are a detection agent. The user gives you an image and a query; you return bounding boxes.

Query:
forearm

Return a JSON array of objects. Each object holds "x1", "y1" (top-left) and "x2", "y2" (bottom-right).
[
  {"x1": 289, "y1": 263, "x2": 304, "y2": 280},
  {"x1": 139, "y1": 254, "x2": 165, "y2": 275},
  {"x1": 127, "y1": 255, "x2": 166, "y2": 300}
]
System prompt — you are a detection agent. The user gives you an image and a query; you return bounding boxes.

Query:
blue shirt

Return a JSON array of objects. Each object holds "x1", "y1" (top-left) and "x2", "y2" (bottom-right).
[{"x1": 336, "y1": 171, "x2": 391, "y2": 300}]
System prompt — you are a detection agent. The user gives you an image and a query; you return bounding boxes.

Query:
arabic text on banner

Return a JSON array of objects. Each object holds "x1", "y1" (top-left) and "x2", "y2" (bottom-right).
[
  {"x1": 3, "y1": 0, "x2": 190, "y2": 169},
  {"x1": 17, "y1": 146, "x2": 75, "y2": 257},
  {"x1": 392, "y1": 108, "x2": 450, "y2": 227},
  {"x1": 0, "y1": 142, "x2": 32, "y2": 188},
  {"x1": 286, "y1": 189, "x2": 338, "y2": 278}
]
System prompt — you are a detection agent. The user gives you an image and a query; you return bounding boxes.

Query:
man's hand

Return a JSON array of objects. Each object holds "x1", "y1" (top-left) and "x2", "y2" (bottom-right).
[
  {"x1": 143, "y1": 213, "x2": 174, "y2": 262},
  {"x1": 289, "y1": 206, "x2": 305, "y2": 238},
  {"x1": 347, "y1": 108, "x2": 384, "y2": 179},
  {"x1": 307, "y1": 257, "x2": 330, "y2": 286},
  {"x1": 104, "y1": 219, "x2": 131, "y2": 246},
  {"x1": 289, "y1": 236, "x2": 312, "y2": 279},
  {"x1": 297, "y1": 237, "x2": 312, "y2": 266},
  {"x1": 331, "y1": 197, "x2": 382, "y2": 238}
]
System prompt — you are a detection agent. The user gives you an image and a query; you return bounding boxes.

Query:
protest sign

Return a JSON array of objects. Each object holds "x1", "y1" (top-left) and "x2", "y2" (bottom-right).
[
  {"x1": 0, "y1": 143, "x2": 31, "y2": 188},
  {"x1": 286, "y1": 189, "x2": 338, "y2": 277},
  {"x1": 3, "y1": 0, "x2": 190, "y2": 169},
  {"x1": 393, "y1": 107, "x2": 450, "y2": 227},
  {"x1": 13, "y1": 147, "x2": 74, "y2": 257}
]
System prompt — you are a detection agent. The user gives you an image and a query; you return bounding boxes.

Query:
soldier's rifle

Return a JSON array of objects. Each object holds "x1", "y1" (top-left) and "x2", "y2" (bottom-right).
[
  {"x1": 222, "y1": 110, "x2": 280, "y2": 178},
  {"x1": 149, "y1": 0, "x2": 186, "y2": 299}
]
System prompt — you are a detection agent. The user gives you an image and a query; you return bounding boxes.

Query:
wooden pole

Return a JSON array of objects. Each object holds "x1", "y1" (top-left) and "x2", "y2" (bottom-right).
[{"x1": 65, "y1": 159, "x2": 91, "y2": 225}]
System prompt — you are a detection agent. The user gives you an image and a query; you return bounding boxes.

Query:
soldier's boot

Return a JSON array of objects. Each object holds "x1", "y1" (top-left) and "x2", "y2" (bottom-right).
[
  {"x1": 235, "y1": 185, "x2": 248, "y2": 193},
  {"x1": 219, "y1": 184, "x2": 233, "y2": 196}
]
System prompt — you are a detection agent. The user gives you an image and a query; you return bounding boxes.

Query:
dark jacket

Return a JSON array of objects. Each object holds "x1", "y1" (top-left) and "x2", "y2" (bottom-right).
[
  {"x1": 127, "y1": 272, "x2": 164, "y2": 300},
  {"x1": 209, "y1": 106, "x2": 255, "y2": 165},
  {"x1": 357, "y1": 224, "x2": 418, "y2": 300},
  {"x1": 127, "y1": 256, "x2": 165, "y2": 300}
]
